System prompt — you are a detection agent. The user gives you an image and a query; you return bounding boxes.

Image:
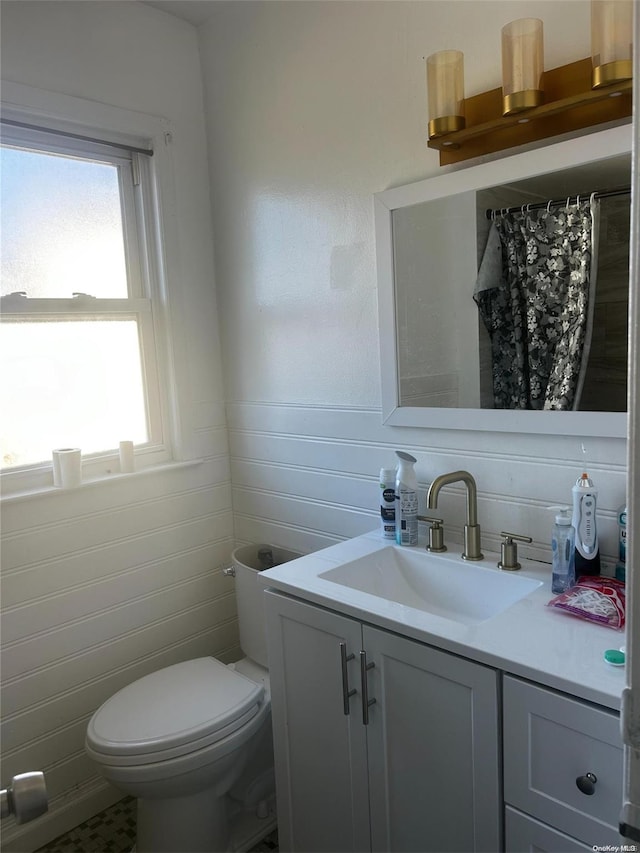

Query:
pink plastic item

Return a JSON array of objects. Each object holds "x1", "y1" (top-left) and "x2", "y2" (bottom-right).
[{"x1": 547, "y1": 576, "x2": 626, "y2": 630}]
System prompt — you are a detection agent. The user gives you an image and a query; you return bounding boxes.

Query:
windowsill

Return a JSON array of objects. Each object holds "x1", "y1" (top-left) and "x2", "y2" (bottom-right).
[{"x1": 0, "y1": 458, "x2": 203, "y2": 504}]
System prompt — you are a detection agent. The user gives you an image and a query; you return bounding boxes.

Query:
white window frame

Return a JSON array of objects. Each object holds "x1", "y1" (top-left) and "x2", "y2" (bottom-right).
[{"x1": 1, "y1": 85, "x2": 182, "y2": 498}]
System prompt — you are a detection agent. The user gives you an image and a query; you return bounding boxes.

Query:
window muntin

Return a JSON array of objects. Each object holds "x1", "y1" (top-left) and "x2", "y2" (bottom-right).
[{"x1": 0, "y1": 122, "x2": 167, "y2": 479}]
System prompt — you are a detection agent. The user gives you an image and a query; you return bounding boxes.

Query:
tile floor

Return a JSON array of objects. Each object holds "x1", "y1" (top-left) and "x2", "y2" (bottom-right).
[{"x1": 35, "y1": 797, "x2": 279, "y2": 853}]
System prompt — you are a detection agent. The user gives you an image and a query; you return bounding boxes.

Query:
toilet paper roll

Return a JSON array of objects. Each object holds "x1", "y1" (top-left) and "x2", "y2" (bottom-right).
[
  {"x1": 52, "y1": 451, "x2": 62, "y2": 487},
  {"x1": 54, "y1": 448, "x2": 82, "y2": 489},
  {"x1": 119, "y1": 441, "x2": 135, "y2": 473}
]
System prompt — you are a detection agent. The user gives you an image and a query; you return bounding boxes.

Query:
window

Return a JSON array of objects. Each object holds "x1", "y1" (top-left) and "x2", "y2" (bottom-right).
[{"x1": 1, "y1": 119, "x2": 170, "y2": 487}]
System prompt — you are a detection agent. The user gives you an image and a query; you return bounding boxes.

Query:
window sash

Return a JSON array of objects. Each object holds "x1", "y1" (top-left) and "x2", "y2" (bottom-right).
[{"x1": 1, "y1": 126, "x2": 146, "y2": 301}]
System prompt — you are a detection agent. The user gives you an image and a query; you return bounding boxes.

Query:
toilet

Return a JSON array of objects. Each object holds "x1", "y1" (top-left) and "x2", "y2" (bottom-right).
[{"x1": 85, "y1": 544, "x2": 301, "y2": 853}]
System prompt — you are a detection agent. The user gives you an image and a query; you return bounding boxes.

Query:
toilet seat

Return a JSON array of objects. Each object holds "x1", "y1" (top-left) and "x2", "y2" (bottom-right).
[{"x1": 86, "y1": 657, "x2": 265, "y2": 766}]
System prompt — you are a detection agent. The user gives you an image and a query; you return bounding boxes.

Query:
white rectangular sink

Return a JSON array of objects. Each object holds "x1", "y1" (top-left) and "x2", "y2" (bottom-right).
[{"x1": 318, "y1": 546, "x2": 542, "y2": 625}]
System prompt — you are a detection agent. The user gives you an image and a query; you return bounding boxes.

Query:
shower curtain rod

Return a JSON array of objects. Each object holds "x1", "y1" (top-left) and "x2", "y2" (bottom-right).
[{"x1": 484, "y1": 186, "x2": 630, "y2": 219}]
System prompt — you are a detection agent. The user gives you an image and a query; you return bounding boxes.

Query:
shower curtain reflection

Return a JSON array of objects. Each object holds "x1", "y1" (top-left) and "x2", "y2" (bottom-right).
[{"x1": 474, "y1": 197, "x2": 599, "y2": 410}]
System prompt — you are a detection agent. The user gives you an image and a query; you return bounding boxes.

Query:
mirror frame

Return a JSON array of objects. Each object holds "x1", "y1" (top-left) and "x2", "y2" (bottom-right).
[{"x1": 374, "y1": 124, "x2": 632, "y2": 438}]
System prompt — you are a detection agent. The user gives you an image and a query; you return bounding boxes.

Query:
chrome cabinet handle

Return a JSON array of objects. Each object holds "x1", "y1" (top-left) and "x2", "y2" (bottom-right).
[
  {"x1": 339, "y1": 642, "x2": 356, "y2": 715},
  {"x1": 576, "y1": 772, "x2": 598, "y2": 795},
  {"x1": 359, "y1": 650, "x2": 376, "y2": 725}
]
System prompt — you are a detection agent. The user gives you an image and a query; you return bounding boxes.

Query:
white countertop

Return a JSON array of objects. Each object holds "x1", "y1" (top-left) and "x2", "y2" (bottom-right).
[{"x1": 259, "y1": 530, "x2": 625, "y2": 711}]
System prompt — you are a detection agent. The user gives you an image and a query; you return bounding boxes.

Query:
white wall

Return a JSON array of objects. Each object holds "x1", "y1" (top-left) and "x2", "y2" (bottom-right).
[
  {"x1": 0, "y1": 3, "x2": 237, "y2": 850},
  {"x1": 198, "y1": 0, "x2": 626, "y2": 564}
]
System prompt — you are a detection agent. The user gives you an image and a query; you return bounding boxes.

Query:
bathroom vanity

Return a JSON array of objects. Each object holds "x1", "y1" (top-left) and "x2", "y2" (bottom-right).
[{"x1": 260, "y1": 532, "x2": 625, "y2": 852}]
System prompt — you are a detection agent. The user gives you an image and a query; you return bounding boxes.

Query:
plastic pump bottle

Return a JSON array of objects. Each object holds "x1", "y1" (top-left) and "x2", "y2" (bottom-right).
[
  {"x1": 395, "y1": 451, "x2": 418, "y2": 546},
  {"x1": 549, "y1": 506, "x2": 576, "y2": 593},
  {"x1": 571, "y1": 472, "x2": 600, "y2": 577}
]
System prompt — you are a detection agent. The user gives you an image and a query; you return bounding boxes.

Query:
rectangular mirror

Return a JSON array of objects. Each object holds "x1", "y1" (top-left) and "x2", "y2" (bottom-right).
[{"x1": 374, "y1": 124, "x2": 631, "y2": 437}]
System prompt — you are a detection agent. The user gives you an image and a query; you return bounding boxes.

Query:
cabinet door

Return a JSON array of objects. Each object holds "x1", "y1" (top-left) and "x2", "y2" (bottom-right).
[
  {"x1": 264, "y1": 591, "x2": 370, "y2": 852},
  {"x1": 363, "y1": 625, "x2": 501, "y2": 853}
]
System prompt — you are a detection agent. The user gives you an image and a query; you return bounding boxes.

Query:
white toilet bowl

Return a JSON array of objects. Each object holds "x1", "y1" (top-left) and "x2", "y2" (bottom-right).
[
  {"x1": 85, "y1": 544, "x2": 300, "y2": 853},
  {"x1": 86, "y1": 657, "x2": 271, "y2": 852}
]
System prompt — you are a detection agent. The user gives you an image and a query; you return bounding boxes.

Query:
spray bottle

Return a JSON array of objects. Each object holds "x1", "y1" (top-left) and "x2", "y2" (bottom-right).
[
  {"x1": 395, "y1": 451, "x2": 418, "y2": 546},
  {"x1": 571, "y1": 472, "x2": 600, "y2": 578}
]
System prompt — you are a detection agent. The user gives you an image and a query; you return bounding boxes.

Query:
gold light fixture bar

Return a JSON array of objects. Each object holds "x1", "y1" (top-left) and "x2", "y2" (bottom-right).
[{"x1": 427, "y1": 57, "x2": 632, "y2": 165}]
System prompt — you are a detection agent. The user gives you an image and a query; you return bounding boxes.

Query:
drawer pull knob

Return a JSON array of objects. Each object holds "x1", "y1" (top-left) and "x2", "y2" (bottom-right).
[{"x1": 576, "y1": 772, "x2": 598, "y2": 795}]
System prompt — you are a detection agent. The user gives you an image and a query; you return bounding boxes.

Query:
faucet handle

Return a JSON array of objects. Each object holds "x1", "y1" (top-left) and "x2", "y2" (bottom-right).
[
  {"x1": 498, "y1": 531, "x2": 532, "y2": 571},
  {"x1": 417, "y1": 516, "x2": 447, "y2": 553}
]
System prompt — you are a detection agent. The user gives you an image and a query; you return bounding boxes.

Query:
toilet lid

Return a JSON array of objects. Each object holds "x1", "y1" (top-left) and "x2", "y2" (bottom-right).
[{"x1": 86, "y1": 658, "x2": 264, "y2": 761}]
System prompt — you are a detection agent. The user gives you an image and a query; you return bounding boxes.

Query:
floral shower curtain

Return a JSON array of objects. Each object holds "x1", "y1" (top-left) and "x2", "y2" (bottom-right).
[{"x1": 474, "y1": 198, "x2": 599, "y2": 410}]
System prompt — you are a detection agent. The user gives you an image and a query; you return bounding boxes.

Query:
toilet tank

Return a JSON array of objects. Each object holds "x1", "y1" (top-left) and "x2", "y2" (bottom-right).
[{"x1": 232, "y1": 544, "x2": 302, "y2": 668}]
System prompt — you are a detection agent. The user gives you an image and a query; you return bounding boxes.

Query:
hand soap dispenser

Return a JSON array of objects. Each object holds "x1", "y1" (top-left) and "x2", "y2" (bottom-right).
[{"x1": 549, "y1": 506, "x2": 576, "y2": 593}]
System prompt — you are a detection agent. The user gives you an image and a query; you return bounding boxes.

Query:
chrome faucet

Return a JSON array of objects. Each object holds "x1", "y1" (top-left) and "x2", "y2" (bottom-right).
[{"x1": 426, "y1": 470, "x2": 483, "y2": 561}]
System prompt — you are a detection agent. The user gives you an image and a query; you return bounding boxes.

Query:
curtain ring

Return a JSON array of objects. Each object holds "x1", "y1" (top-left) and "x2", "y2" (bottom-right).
[
  {"x1": 546, "y1": 199, "x2": 552, "y2": 212},
  {"x1": 526, "y1": 203, "x2": 531, "y2": 212},
  {"x1": 590, "y1": 191, "x2": 596, "y2": 206},
  {"x1": 576, "y1": 194, "x2": 581, "y2": 206},
  {"x1": 566, "y1": 196, "x2": 571, "y2": 209}
]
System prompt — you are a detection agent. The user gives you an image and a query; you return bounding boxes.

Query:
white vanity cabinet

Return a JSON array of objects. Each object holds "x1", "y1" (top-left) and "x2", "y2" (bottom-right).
[
  {"x1": 264, "y1": 590, "x2": 501, "y2": 853},
  {"x1": 503, "y1": 676, "x2": 623, "y2": 851},
  {"x1": 264, "y1": 590, "x2": 370, "y2": 853}
]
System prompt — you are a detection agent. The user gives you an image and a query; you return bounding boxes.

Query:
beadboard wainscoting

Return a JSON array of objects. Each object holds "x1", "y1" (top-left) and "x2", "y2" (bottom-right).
[
  {"x1": 1, "y1": 429, "x2": 239, "y2": 852},
  {"x1": 227, "y1": 402, "x2": 627, "y2": 569}
]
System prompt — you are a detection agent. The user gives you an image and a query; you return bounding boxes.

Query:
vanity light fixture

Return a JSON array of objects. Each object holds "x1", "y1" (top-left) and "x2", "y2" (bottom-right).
[
  {"x1": 591, "y1": 0, "x2": 633, "y2": 89},
  {"x1": 426, "y1": 50, "x2": 466, "y2": 139},
  {"x1": 424, "y1": 10, "x2": 632, "y2": 164},
  {"x1": 501, "y1": 18, "x2": 544, "y2": 115}
]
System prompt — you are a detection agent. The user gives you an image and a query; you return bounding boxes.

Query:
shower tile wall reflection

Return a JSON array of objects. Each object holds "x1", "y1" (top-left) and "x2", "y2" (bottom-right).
[{"x1": 579, "y1": 195, "x2": 630, "y2": 412}]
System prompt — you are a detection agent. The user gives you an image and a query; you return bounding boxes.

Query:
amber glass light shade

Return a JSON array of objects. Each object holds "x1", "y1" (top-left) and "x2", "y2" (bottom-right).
[
  {"x1": 427, "y1": 50, "x2": 465, "y2": 138},
  {"x1": 591, "y1": 0, "x2": 633, "y2": 88},
  {"x1": 501, "y1": 18, "x2": 544, "y2": 115}
]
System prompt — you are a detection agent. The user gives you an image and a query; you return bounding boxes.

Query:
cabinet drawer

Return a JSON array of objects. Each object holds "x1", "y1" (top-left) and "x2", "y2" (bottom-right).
[
  {"x1": 505, "y1": 806, "x2": 591, "y2": 852},
  {"x1": 503, "y1": 676, "x2": 622, "y2": 846}
]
